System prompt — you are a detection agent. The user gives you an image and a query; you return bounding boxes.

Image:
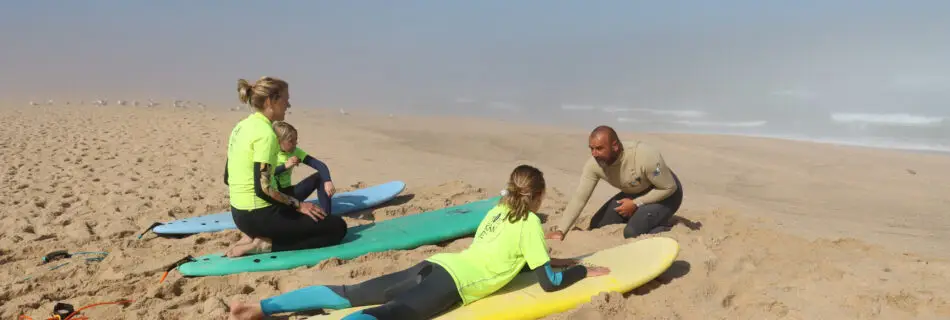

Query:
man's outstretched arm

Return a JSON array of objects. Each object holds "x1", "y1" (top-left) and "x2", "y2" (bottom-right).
[{"x1": 554, "y1": 158, "x2": 601, "y2": 235}]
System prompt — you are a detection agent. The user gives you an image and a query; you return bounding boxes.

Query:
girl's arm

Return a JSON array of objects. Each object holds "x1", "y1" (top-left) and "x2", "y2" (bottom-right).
[
  {"x1": 302, "y1": 155, "x2": 332, "y2": 182},
  {"x1": 533, "y1": 263, "x2": 587, "y2": 292}
]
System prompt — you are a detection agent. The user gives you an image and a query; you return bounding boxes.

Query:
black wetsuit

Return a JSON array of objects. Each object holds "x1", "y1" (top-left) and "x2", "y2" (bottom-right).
[
  {"x1": 259, "y1": 261, "x2": 587, "y2": 319},
  {"x1": 589, "y1": 171, "x2": 683, "y2": 238},
  {"x1": 274, "y1": 155, "x2": 333, "y2": 214},
  {"x1": 224, "y1": 160, "x2": 346, "y2": 252}
]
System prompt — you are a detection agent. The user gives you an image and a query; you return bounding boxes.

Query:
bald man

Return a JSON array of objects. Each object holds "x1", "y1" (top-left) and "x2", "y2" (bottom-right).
[{"x1": 546, "y1": 125, "x2": 683, "y2": 240}]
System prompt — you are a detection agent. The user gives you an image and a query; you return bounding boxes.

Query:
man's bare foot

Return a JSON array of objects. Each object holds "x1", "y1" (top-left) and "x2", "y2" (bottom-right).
[{"x1": 228, "y1": 300, "x2": 264, "y2": 320}]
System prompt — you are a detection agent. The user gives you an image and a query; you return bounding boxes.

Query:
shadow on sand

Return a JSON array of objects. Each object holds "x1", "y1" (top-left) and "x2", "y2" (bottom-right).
[
  {"x1": 626, "y1": 260, "x2": 691, "y2": 297},
  {"x1": 348, "y1": 193, "x2": 417, "y2": 220}
]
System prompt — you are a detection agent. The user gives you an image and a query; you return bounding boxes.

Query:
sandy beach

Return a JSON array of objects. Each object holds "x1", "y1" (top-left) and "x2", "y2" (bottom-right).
[{"x1": 2, "y1": 104, "x2": 949, "y2": 320}]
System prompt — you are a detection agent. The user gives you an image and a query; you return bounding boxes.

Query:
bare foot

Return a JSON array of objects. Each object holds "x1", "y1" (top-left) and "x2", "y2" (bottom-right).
[
  {"x1": 226, "y1": 241, "x2": 259, "y2": 258},
  {"x1": 225, "y1": 234, "x2": 254, "y2": 257},
  {"x1": 249, "y1": 238, "x2": 272, "y2": 253},
  {"x1": 228, "y1": 300, "x2": 264, "y2": 320},
  {"x1": 226, "y1": 238, "x2": 272, "y2": 258},
  {"x1": 235, "y1": 233, "x2": 253, "y2": 245}
]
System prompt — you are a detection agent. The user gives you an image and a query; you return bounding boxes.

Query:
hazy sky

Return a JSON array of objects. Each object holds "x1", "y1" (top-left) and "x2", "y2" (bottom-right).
[{"x1": 3, "y1": 1, "x2": 949, "y2": 119}]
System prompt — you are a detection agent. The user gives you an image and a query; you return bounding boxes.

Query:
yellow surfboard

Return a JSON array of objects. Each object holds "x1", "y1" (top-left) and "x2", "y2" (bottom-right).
[{"x1": 308, "y1": 236, "x2": 680, "y2": 320}]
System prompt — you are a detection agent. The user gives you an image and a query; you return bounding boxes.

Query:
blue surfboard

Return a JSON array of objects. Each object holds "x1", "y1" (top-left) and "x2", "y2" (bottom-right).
[{"x1": 150, "y1": 181, "x2": 405, "y2": 235}]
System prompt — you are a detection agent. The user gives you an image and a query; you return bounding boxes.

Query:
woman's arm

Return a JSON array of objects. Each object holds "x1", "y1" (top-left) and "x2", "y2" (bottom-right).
[
  {"x1": 253, "y1": 162, "x2": 300, "y2": 210},
  {"x1": 224, "y1": 160, "x2": 229, "y2": 186}
]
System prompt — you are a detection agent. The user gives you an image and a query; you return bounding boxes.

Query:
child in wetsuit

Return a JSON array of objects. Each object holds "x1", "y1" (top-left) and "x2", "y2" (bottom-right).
[
  {"x1": 227, "y1": 164, "x2": 611, "y2": 320},
  {"x1": 271, "y1": 121, "x2": 336, "y2": 212}
]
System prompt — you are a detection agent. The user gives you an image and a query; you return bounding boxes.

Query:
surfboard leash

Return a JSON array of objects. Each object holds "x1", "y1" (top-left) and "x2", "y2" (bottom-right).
[
  {"x1": 137, "y1": 222, "x2": 164, "y2": 239},
  {"x1": 17, "y1": 252, "x2": 134, "y2": 319},
  {"x1": 159, "y1": 255, "x2": 195, "y2": 284},
  {"x1": 41, "y1": 250, "x2": 109, "y2": 264},
  {"x1": 20, "y1": 251, "x2": 109, "y2": 282},
  {"x1": 23, "y1": 256, "x2": 199, "y2": 318},
  {"x1": 18, "y1": 299, "x2": 134, "y2": 320}
]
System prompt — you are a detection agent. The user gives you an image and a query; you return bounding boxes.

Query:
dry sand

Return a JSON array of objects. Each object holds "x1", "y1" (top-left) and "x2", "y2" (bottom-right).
[{"x1": 2, "y1": 104, "x2": 949, "y2": 319}]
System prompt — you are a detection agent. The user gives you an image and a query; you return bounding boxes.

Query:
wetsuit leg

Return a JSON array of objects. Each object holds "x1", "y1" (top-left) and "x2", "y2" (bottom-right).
[
  {"x1": 295, "y1": 173, "x2": 332, "y2": 214},
  {"x1": 588, "y1": 172, "x2": 684, "y2": 237},
  {"x1": 587, "y1": 191, "x2": 632, "y2": 229},
  {"x1": 278, "y1": 186, "x2": 296, "y2": 200},
  {"x1": 345, "y1": 262, "x2": 461, "y2": 320},
  {"x1": 231, "y1": 205, "x2": 347, "y2": 252},
  {"x1": 232, "y1": 206, "x2": 263, "y2": 238},
  {"x1": 279, "y1": 173, "x2": 332, "y2": 214},
  {"x1": 258, "y1": 261, "x2": 431, "y2": 315},
  {"x1": 623, "y1": 172, "x2": 684, "y2": 238},
  {"x1": 319, "y1": 261, "x2": 438, "y2": 307}
]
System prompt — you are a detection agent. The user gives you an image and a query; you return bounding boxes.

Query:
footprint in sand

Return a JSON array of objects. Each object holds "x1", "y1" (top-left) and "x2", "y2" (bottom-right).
[{"x1": 348, "y1": 265, "x2": 374, "y2": 279}]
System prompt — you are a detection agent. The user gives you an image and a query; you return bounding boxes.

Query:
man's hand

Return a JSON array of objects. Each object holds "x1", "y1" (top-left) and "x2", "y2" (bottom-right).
[
  {"x1": 324, "y1": 181, "x2": 336, "y2": 198},
  {"x1": 550, "y1": 258, "x2": 580, "y2": 268},
  {"x1": 297, "y1": 202, "x2": 326, "y2": 222},
  {"x1": 545, "y1": 230, "x2": 564, "y2": 241},
  {"x1": 614, "y1": 198, "x2": 638, "y2": 217},
  {"x1": 285, "y1": 156, "x2": 300, "y2": 169}
]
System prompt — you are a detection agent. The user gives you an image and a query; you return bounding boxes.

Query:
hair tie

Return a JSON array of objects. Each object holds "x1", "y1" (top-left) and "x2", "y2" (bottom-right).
[{"x1": 500, "y1": 189, "x2": 509, "y2": 196}]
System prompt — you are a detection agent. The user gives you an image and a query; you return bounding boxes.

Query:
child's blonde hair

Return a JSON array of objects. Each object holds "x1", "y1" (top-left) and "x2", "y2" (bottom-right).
[
  {"x1": 500, "y1": 165, "x2": 546, "y2": 223},
  {"x1": 272, "y1": 121, "x2": 297, "y2": 142}
]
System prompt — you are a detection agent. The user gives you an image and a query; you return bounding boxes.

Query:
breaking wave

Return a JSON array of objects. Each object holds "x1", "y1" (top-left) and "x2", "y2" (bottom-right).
[{"x1": 830, "y1": 113, "x2": 944, "y2": 126}]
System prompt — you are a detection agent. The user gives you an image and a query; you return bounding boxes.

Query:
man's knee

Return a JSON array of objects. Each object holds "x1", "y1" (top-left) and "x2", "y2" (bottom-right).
[
  {"x1": 622, "y1": 224, "x2": 647, "y2": 239},
  {"x1": 622, "y1": 223, "x2": 669, "y2": 238},
  {"x1": 623, "y1": 207, "x2": 673, "y2": 238}
]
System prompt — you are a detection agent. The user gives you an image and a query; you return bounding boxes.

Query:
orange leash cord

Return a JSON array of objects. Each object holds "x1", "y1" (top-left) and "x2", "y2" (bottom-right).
[
  {"x1": 18, "y1": 255, "x2": 191, "y2": 319},
  {"x1": 18, "y1": 299, "x2": 134, "y2": 320},
  {"x1": 160, "y1": 255, "x2": 195, "y2": 284},
  {"x1": 63, "y1": 299, "x2": 134, "y2": 320}
]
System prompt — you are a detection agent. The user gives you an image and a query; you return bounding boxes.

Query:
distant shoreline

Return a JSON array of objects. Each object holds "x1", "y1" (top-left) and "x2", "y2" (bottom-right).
[
  {"x1": 7, "y1": 102, "x2": 948, "y2": 157},
  {"x1": 332, "y1": 106, "x2": 950, "y2": 157}
]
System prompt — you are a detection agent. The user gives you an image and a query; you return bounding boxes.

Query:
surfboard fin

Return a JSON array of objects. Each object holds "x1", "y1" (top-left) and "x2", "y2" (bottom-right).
[{"x1": 137, "y1": 222, "x2": 164, "y2": 239}]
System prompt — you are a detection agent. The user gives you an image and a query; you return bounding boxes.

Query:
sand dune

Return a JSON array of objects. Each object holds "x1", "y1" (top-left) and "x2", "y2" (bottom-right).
[{"x1": 2, "y1": 104, "x2": 949, "y2": 319}]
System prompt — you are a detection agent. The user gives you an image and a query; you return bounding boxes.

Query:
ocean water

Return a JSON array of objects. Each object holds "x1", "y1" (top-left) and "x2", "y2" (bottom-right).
[
  {"x1": 424, "y1": 100, "x2": 950, "y2": 154},
  {"x1": 608, "y1": 108, "x2": 948, "y2": 153},
  {"x1": 612, "y1": 109, "x2": 949, "y2": 153}
]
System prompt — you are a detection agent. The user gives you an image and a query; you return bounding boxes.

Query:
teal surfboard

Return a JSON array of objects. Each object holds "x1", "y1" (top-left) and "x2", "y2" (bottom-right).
[{"x1": 177, "y1": 196, "x2": 501, "y2": 276}]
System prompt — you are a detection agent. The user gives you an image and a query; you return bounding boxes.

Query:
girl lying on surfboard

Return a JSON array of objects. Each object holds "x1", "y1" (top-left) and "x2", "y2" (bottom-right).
[
  {"x1": 227, "y1": 165, "x2": 611, "y2": 320},
  {"x1": 223, "y1": 77, "x2": 347, "y2": 258}
]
